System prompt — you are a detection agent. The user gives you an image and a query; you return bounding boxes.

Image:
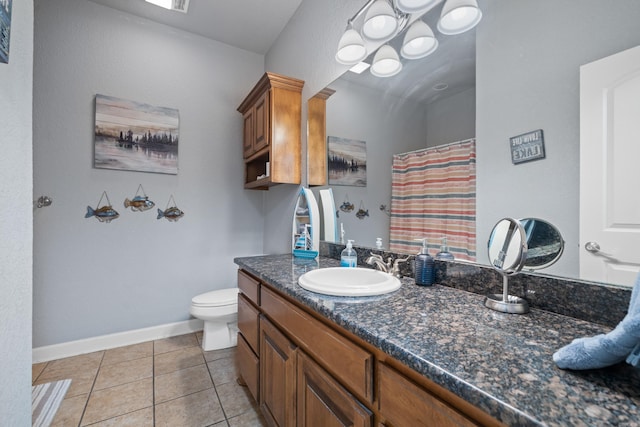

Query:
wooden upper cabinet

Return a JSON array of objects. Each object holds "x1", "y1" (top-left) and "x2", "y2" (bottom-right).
[
  {"x1": 237, "y1": 72, "x2": 304, "y2": 190},
  {"x1": 307, "y1": 88, "x2": 335, "y2": 187}
]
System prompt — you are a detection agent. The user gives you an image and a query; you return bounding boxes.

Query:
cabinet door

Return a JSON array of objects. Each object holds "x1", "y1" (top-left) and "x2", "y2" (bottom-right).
[
  {"x1": 243, "y1": 108, "x2": 254, "y2": 158},
  {"x1": 297, "y1": 351, "x2": 372, "y2": 427},
  {"x1": 378, "y1": 363, "x2": 478, "y2": 427},
  {"x1": 253, "y1": 90, "x2": 270, "y2": 154},
  {"x1": 237, "y1": 333, "x2": 259, "y2": 402},
  {"x1": 260, "y1": 316, "x2": 297, "y2": 427}
]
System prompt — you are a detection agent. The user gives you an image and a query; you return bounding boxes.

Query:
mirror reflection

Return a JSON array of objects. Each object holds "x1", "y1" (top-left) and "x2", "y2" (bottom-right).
[{"x1": 311, "y1": 0, "x2": 640, "y2": 287}]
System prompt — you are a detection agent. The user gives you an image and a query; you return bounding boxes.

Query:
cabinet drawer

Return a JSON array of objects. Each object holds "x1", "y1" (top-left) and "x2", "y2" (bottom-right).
[
  {"x1": 238, "y1": 293, "x2": 260, "y2": 353},
  {"x1": 237, "y1": 333, "x2": 259, "y2": 403},
  {"x1": 261, "y1": 287, "x2": 373, "y2": 403},
  {"x1": 378, "y1": 363, "x2": 478, "y2": 427},
  {"x1": 238, "y1": 269, "x2": 260, "y2": 305}
]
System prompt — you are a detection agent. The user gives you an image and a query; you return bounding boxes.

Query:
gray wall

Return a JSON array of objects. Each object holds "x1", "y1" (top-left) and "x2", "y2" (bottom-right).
[
  {"x1": 33, "y1": 0, "x2": 266, "y2": 347},
  {"x1": 426, "y1": 87, "x2": 475, "y2": 147},
  {"x1": 0, "y1": 0, "x2": 33, "y2": 422},
  {"x1": 475, "y1": 0, "x2": 640, "y2": 278}
]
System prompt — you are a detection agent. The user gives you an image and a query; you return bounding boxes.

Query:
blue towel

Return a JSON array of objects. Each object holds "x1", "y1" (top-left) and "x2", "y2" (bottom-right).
[{"x1": 553, "y1": 272, "x2": 640, "y2": 370}]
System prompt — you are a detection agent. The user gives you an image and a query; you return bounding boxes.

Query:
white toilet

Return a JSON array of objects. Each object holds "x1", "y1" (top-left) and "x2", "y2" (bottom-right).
[{"x1": 190, "y1": 287, "x2": 239, "y2": 351}]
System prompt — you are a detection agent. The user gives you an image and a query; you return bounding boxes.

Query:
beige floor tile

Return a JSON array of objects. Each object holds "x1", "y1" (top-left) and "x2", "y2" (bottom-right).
[
  {"x1": 227, "y1": 407, "x2": 268, "y2": 427},
  {"x1": 216, "y1": 381, "x2": 258, "y2": 419},
  {"x1": 38, "y1": 352, "x2": 103, "y2": 383},
  {"x1": 81, "y1": 377, "x2": 152, "y2": 426},
  {"x1": 207, "y1": 356, "x2": 238, "y2": 386},
  {"x1": 32, "y1": 362, "x2": 48, "y2": 383},
  {"x1": 84, "y1": 407, "x2": 153, "y2": 427},
  {"x1": 51, "y1": 393, "x2": 89, "y2": 427},
  {"x1": 93, "y1": 356, "x2": 153, "y2": 391},
  {"x1": 203, "y1": 346, "x2": 236, "y2": 363},
  {"x1": 212, "y1": 422, "x2": 229, "y2": 427},
  {"x1": 155, "y1": 364, "x2": 213, "y2": 404},
  {"x1": 102, "y1": 342, "x2": 153, "y2": 366},
  {"x1": 154, "y1": 333, "x2": 199, "y2": 354},
  {"x1": 154, "y1": 346, "x2": 205, "y2": 376},
  {"x1": 34, "y1": 368, "x2": 97, "y2": 398},
  {"x1": 155, "y1": 388, "x2": 225, "y2": 427}
]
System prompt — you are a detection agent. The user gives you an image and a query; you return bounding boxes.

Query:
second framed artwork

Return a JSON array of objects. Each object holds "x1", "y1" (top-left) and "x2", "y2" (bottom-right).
[
  {"x1": 94, "y1": 94, "x2": 180, "y2": 175},
  {"x1": 327, "y1": 136, "x2": 367, "y2": 187}
]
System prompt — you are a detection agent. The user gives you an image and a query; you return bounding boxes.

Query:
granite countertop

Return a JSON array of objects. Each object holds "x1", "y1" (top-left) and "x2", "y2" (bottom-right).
[{"x1": 234, "y1": 254, "x2": 640, "y2": 427}]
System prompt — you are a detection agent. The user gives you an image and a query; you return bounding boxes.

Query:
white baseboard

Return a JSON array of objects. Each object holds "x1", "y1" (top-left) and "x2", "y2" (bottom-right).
[{"x1": 32, "y1": 319, "x2": 204, "y2": 363}]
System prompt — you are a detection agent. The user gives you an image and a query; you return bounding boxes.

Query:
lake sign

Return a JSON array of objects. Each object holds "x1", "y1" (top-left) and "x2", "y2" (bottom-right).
[{"x1": 510, "y1": 129, "x2": 545, "y2": 164}]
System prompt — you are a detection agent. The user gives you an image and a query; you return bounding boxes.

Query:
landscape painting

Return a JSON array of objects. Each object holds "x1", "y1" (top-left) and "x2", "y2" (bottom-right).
[
  {"x1": 328, "y1": 136, "x2": 367, "y2": 187},
  {"x1": 0, "y1": 0, "x2": 11, "y2": 64},
  {"x1": 94, "y1": 94, "x2": 179, "y2": 175}
]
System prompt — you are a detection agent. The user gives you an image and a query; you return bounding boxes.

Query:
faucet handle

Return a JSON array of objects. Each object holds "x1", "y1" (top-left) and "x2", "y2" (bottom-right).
[{"x1": 391, "y1": 256, "x2": 411, "y2": 278}]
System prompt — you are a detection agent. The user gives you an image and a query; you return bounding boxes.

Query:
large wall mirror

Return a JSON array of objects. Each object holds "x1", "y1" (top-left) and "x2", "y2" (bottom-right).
[{"x1": 310, "y1": 0, "x2": 640, "y2": 288}]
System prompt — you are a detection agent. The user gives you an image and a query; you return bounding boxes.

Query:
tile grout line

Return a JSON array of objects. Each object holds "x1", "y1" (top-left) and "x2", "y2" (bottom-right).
[{"x1": 77, "y1": 351, "x2": 106, "y2": 427}]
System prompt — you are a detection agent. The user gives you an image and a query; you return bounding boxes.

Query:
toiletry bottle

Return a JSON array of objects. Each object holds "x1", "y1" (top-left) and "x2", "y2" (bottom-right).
[
  {"x1": 375, "y1": 237, "x2": 383, "y2": 250},
  {"x1": 340, "y1": 240, "x2": 357, "y2": 267},
  {"x1": 435, "y1": 237, "x2": 455, "y2": 260},
  {"x1": 415, "y1": 238, "x2": 435, "y2": 286}
]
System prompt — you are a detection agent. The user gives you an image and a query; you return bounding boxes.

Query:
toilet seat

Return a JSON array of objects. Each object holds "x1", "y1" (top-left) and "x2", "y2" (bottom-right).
[{"x1": 191, "y1": 288, "x2": 239, "y2": 308}]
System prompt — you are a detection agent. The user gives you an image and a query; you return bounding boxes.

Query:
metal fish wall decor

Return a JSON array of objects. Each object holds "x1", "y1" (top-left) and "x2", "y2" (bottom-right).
[
  {"x1": 85, "y1": 191, "x2": 119, "y2": 223},
  {"x1": 157, "y1": 195, "x2": 184, "y2": 222},
  {"x1": 124, "y1": 185, "x2": 155, "y2": 212}
]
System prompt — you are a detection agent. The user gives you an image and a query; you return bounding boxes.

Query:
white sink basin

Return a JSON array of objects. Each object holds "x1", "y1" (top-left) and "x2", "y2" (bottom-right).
[{"x1": 298, "y1": 267, "x2": 401, "y2": 296}]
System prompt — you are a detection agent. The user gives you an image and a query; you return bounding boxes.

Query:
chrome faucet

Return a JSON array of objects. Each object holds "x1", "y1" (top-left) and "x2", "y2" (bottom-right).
[{"x1": 366, "y1": 254, "x2": 411, "y2": 278}]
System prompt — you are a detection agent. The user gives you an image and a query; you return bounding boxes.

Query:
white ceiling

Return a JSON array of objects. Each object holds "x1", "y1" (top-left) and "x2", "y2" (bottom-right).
[{"x1": 87, "y1": 0, "x2": 303, "y2": 54}]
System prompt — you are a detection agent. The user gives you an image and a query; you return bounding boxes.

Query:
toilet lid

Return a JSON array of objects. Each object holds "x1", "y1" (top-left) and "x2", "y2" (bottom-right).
[{"x1": 191, "y1": 288, "x2": 239, "y2": 307}]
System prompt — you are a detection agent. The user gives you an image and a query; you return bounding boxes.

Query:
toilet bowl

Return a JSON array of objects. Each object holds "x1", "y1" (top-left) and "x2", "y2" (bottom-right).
[{"x1": 190, "y1": 287, "x2": 239, "y2": 351}]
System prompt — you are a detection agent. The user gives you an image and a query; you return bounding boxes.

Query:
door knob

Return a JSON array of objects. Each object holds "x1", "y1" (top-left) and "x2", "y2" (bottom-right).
[{"x1": 585, "y1": 241, "x2": 601, "y2": 253}]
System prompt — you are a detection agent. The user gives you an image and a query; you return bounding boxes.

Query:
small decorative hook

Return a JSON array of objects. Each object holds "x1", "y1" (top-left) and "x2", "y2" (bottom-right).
[{"x1": 36, "y1": 196, "x2": 53, "y2": 208}]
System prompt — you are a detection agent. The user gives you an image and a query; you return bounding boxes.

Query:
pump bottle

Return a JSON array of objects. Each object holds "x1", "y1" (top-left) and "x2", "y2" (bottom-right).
[
  {"x1": 414, "y1": 238, "x2": 435, "y2": 286},
  {"x1": 340, "y1": 240, "x2": 357, "y2": 267},
  {"x1": 435, "y1": 237, "x2": 455, "y2": 260}
]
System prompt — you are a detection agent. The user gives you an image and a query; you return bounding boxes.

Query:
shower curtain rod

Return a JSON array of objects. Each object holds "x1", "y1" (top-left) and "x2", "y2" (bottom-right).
[{"x1": 395, "y1": 137, "x2": 475, "y2": 157}]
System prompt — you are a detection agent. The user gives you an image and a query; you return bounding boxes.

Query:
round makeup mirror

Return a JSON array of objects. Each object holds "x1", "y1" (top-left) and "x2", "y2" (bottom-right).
[
  {"x1": 520, "y1": 218, "x2": 564, "y2": 270},
  {"x1": 487, "y1": 218, "x2": 527, "y2": 275},
  {"x1": 485, "y1": 218, "x2": 529, "y2": 314}
]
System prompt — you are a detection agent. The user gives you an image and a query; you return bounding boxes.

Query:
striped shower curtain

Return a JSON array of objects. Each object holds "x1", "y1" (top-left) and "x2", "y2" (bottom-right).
[{"x1": 389, "y1": 139, "x2": 476, "y2": 260}]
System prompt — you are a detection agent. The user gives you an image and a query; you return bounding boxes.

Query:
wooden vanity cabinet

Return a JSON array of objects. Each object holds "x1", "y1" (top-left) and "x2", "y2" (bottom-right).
[
  {"x1": 235, "y1": 269, "x2": 505, "y2": 427},
  {"x1": 237, "y1": 72, "x2": 304, "y2": 190}
]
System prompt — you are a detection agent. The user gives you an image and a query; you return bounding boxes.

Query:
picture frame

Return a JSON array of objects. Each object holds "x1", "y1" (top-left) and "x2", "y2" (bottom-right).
[
  {"x1": 327, "y1": 136, "x2": 367, "y2": 187},
  {"x1": 94, "y1": 94, "x2": 180, "y2": 175}
]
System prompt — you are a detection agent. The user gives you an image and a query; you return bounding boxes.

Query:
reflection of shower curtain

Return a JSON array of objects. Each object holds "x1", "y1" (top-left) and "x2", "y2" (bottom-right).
[{"x1": 390, "y1": 139, "x2": 476, "y2": 260}]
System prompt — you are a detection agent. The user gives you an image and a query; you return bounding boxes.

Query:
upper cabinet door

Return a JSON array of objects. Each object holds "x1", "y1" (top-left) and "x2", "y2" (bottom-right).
[{"x1": 253, "y1": 90, "x2": 270, "y2": 155}]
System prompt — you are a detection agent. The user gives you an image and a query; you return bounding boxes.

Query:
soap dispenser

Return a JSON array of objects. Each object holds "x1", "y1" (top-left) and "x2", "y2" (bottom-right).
[
  {"x1": 435, "y1": 237, "x2": 455, "y2": 260},
  {"x1": 341, "y1": 240, "x2": 357, "y2": 267},
  {"x1": 414, "y1": 238, "x2": 435, "y2": 286}
]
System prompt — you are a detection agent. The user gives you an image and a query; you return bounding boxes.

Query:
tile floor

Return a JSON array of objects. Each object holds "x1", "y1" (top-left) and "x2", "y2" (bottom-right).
[{"x1": 32, "y1": 332, "x2": 267, "y2": 426}]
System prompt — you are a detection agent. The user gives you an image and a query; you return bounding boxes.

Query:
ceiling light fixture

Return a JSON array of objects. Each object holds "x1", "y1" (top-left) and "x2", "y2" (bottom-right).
[
  {"x1": 336, "y1": 25, "x2": 368, "y2": 65},
  {"x1": 395, "y1": 0, "x2": 441, "y2": 14},
  {"x1": 437, "y1": 0, "x2": 482, "y2": 35},
  {"x1": 400, "y1": 20, "x2": 438, "y2": 59},
  {"x1": 362, "y1": 0, "x2": 399, "y2": 41},
  {"x1": 335, "y1": 0, "x2": 481, "y2": 78},
  {"x1": 370, "y1": 45, "x2": 403, "y2": 77},
  {"x1": 145, "y1": 0, "x2": 190, "y2": 13}
]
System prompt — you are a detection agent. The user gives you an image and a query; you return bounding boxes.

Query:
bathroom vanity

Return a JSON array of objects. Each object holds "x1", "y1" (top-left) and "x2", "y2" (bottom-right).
[{"x1": 235, "y1": 254, "x2": 639, "y2": 427}]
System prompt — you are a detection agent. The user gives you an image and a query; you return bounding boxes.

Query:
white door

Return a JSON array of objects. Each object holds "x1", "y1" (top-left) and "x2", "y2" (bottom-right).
[{"x1": 580, "y1": 45, "x2": 640, "y2": 287}]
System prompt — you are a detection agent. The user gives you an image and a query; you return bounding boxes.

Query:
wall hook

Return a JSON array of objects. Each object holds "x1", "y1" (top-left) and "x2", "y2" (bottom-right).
[{"x1": 35, "y1": 196, "x2": 53, "y2": 208}]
